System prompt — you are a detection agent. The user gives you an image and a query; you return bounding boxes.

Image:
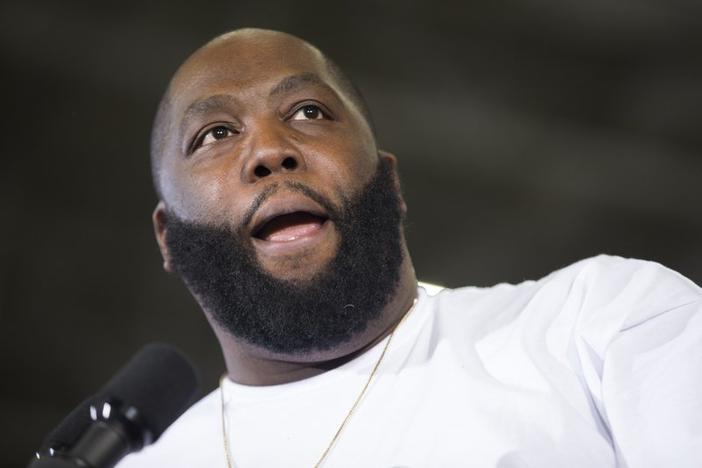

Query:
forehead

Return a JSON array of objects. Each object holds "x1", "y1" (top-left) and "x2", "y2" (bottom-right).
[{"x1": 168, "y1": 33, "x2": 335, "y2": 113}]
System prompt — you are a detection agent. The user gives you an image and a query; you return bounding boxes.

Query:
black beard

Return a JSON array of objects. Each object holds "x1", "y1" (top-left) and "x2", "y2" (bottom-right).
[{"x1": 163, "y1": 159, "x2": 405, "y2": 354}]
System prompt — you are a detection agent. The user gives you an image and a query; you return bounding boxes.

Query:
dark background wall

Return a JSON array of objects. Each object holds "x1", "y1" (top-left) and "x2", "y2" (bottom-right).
[{"x1": 2, "y1": 0, "x2": 701, "y2": 465}]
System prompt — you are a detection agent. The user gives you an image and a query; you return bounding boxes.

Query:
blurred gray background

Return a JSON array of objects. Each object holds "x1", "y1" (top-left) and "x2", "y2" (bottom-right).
[{"x1": 1, "y1": 0, "x2": 701, "y2": 465}]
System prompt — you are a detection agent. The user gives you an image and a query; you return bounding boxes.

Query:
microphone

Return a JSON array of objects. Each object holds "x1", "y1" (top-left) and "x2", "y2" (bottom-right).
[{"x1": 29, "y1": 343, "x2": 200, "y2": 468}]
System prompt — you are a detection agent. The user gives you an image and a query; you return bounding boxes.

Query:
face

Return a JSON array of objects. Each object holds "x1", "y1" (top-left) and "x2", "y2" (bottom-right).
[{"x1": 155, "y1": 31, "x2": 392, "y2": 282}]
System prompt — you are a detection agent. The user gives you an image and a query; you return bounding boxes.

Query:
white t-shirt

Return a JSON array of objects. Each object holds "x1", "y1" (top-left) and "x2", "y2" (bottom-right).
[{"x1": 118, "y1": 255, "x2": 702, "y2": 468}]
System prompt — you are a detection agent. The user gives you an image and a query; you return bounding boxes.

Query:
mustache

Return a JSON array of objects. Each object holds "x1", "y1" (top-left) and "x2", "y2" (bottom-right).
[{"x1": 240, "y1": 180, "x2": 341, "y2": 230}]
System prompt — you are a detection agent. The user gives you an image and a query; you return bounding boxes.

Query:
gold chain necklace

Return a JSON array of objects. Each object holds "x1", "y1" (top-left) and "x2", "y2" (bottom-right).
[{"x1": 219, "y1": 298, "x2": 417, "y2": 468}]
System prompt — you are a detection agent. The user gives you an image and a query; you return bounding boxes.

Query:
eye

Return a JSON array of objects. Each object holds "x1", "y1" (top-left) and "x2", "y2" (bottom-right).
[
  {"x1": 290, "y1": 104, "x2": 326, "y2": 121},
  {"x1": 193, "y1": 125, "x2": 235, "y2": 151}
]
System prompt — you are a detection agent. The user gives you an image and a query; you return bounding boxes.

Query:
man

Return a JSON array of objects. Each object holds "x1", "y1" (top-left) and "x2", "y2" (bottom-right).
[{"x1": 119, "y1": 28, "x2": 702, "y2": 467}]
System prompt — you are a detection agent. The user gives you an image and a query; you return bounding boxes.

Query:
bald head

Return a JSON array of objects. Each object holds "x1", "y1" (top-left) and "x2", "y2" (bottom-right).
[
  {"x1": 148, "y1": 28, "x2": 415, "y2": 367},
  {"x1": 150, "y1": 28, "x2": 373, "y2": 200}
]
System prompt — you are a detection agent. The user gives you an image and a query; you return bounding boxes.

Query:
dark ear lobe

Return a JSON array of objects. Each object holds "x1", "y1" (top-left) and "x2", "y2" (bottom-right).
[
  {"x1": 378, "y1": 150, "x2": 407, "y2": 216},
  {"x1": 152, "y1": 201, "x2": 173, "y2": 272}
]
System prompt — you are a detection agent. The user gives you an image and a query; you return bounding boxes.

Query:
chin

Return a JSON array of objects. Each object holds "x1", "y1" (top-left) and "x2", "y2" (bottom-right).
[{"x1": 257, "y1": 248, "x2": 337, "y2": 283}]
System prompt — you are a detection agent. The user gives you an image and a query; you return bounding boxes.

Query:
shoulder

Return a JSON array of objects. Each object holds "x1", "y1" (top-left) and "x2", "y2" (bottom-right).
[
  {"x1": 116, "y1": 388, "x2": 224, "y2": 468},
  {"x1": 549, "y1": 254, "x2": 699, "y2": 295},
  {"x1": 439, "y1": 254, "x2": 699, "y2": 313},
  {"x1": 542, "y1": 254, "x2": 701, "y2": 328},
  {"x1": 426, "y1": 255, "x2": 700, "y2": 345}
]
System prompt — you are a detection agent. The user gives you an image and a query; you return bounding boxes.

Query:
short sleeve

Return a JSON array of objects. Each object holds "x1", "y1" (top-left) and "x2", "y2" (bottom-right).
[{"x1": 578, "y1": 257, "x2": 702, "y2": 467}]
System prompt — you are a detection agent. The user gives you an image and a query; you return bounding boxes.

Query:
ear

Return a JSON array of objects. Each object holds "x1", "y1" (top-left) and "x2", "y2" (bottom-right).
[
  {"x1": 152, "y1": 201, "x2": 173, "y2": 272},
  {"x1": 378, "y1": 150, "x2": 407, "y2": 216}
]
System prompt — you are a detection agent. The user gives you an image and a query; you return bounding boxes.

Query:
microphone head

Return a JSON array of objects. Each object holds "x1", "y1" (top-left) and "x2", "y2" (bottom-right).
[
  {"x1": 100, "y1": 343, "x2": 200, "y2": 442},
  {"x1": 40, "y1": 343, "x2": 200, "y2": 455}
]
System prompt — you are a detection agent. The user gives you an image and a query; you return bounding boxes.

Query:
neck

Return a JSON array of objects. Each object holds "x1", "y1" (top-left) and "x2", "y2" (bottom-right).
[{"x1": 212, "y1": 254, "x2": 418, "y2": 386}]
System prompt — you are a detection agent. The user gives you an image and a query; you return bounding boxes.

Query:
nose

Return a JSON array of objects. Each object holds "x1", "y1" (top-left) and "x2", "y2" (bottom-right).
[{"x1": 241, "y1": 121, "x2": 306, "y2": 183}]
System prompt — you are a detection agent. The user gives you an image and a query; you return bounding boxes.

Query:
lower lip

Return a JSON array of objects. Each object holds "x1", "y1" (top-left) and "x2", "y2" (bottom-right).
[{"x1": 251, "y1": 219, "x2": 332, "y2": 256}]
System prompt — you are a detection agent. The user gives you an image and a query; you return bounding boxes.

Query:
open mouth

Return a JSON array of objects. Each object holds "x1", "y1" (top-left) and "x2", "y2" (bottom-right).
[{"x1": 252, "y1": 211, "x2": 329, "y2": 242}]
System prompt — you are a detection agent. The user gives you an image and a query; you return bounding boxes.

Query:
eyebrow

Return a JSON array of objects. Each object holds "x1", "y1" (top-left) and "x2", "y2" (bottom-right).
[
  {"x1": 182, "y1": 73, "x2": 327, "y2": 120},
  {"x1": 268, "y1": 73, "x2": 327, "y2": 98},
  {"x1": 179, "y1": 94, "x2": 238, "y2": 152},
  {"x1": 183, "y1": 94, "x2": 238, "y2": 121},
  {"x1": 179, "y1": 73, "x2": 332, "y2": 150}
]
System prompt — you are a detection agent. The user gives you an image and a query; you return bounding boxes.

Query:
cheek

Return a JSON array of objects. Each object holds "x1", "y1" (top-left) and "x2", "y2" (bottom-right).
[
  {"x1": 162, "y1": 160, "x2": 242, "y2": 224},
  {"x1": 309, "y1": 129, "x2": 377, "y2": 194}
]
